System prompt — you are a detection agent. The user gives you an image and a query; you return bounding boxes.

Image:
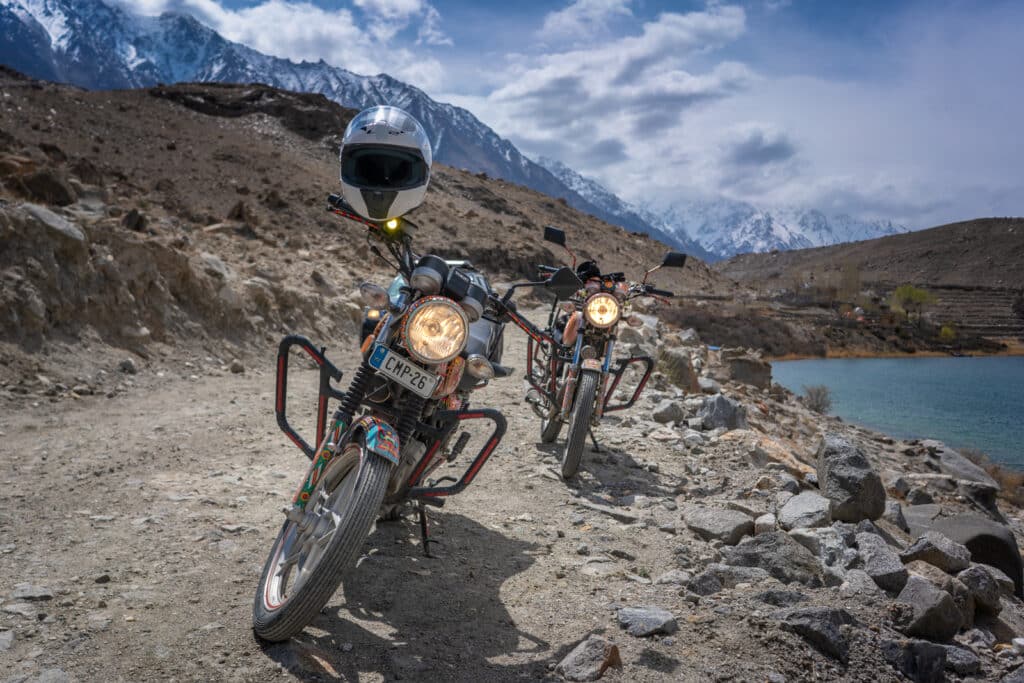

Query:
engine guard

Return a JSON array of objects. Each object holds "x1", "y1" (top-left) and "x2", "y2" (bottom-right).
[
  {"x1": 602, "y1": 355, "x2": 654, "y2": 413},
  {"x1": 405, "y1": 409, "x2": 507, "y2": 500},
  {"x1": 274, "y1": 335, "x2": 345, "y2": 460}
]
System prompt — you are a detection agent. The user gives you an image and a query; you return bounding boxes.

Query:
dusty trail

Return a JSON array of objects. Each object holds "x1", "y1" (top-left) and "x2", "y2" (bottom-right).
[{"x1": 0, "y1": 315, "x2": 769, "y2": 683}]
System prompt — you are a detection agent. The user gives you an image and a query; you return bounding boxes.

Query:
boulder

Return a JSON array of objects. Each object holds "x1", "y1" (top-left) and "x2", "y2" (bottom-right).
[
  {"x1": 616, "y1": 606, "x2": 678, "y2": 637},
  {"x1": 555, "y1": 635, "x2": 621, "y2": 681},
  {"x1": 839, "y1": 569, "x2": 884, "y2": 598},
  {"x1": 856, "y1": 532, "x2": 908, "y2": 592},
  {"x1": 698, "y1": 377, "x2": 721, "y2": 395},
  {"x1": 681, "y1": 429, "x2": 704, "y2": 448},
  {"x1": 921, "y1": 440, "x2": 999, "y2": 488},
  {"x1": 698, "y1": 394, "x2": 747, "y2": 431},
  {"x1": 754, "y1": 513, "x2": 777, "y2": 535},
  {"x1": 905, "y1": 561, "x2": 976, "y2": 629},
  {"x1": 789, "y1": 527, "x2": 857, "y2": 571},
  {"x1": 687, "y1": 563, "x2": 770, "y2": 595},
  {"x1": 815, "y1": 434, "x2": 885, "y2": 522},
  {"x1": 900, "y1": 531, "x2": 972, "y2": 573},
  {"x1": 940, "y1": 645, "x2": 980, "y2": 676},
  {"x1": 721, "y1": 531, "x2": 823, "y2": 587},
  {"x1": 651, "y1": 400, "x2": 685, "y2": 424},
  {"x1": 656, "y1": 347, "x2": 700, "y2": 393},
  {"x1": 683, "y1": 506, "x2": 753, "y2": 546},
  {"x1": 654, "y1": 569, "x2": 691, "y2": 586},
  {"x1": 778, "y1": 492, "x2": 832, "y2": 530},
  {"x1": 24, "y1": 204, "x2": 86, "y2": 244},
  {"x1": 880, "y1": 638, "x2": 947, "y2": 683},
  {"x1": 957, "y1": 564, "x2": 1002, "y2": 614},
  {"x1": 20, "y1": 169, "x2": 78, "y2": 205},
  {"x1": 717, "y1": 348, "x2": 772, "y2": 389},
  {"x1": 906, "y1": 511, "x2": 1023, "y2": 598},
  {"x1": 884, "y1": 501, "x2": 910, "y2": 533},
  {"x1": 895, "y1": 575, "x2": 963, "y2": 642},
  {"x1": 776, "y1": 607, "x2": 858, "y2": 662}
]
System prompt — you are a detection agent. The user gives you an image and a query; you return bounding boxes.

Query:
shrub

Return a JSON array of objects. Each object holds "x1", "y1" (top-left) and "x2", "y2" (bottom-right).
[
  {"x1": 802, "y1": 384, "x2": 832, "y2": 414},
  {"x1": 962, "y1": 448, "x2": 1024, "y2": 507},
  {"x1": 939, "y1": 324, "x2": 957, "y2": 343}
]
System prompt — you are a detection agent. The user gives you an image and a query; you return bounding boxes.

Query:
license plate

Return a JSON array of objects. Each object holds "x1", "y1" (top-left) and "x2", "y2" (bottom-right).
[{"x1": 368, "y1": 345, "x2": 439, "y2": 398}]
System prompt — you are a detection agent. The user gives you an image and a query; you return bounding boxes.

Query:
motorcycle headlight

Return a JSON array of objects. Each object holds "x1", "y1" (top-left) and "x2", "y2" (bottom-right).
[
  {"x1": 584, "y1": 293, "x2": 620, "y2": 328},
  {"x1": 402, "y1": 297, "x2": 468, "y2": 364}
]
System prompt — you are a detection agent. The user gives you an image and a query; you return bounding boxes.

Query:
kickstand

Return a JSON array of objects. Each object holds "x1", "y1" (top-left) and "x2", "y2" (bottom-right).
[
  {"x1": 417, "y1": 504, "x2": 441, "y2": 558},
  {"x1": 588, "y1": 428, "x2": 602, "y2": 453}
]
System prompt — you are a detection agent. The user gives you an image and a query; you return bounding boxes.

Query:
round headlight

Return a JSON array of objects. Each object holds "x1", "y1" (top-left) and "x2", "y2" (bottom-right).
[
  {"x1": 402, "y1": 297, "x2": 468, "y2": 364},
  {"x1": 584, "y1": 293, "x2": 620, "y2": 328}
]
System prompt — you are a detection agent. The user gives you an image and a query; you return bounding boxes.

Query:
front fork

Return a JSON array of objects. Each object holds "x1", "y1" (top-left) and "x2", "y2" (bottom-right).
[{"x1": 558, "y1": 336, "x2": 614, "y2": 424}]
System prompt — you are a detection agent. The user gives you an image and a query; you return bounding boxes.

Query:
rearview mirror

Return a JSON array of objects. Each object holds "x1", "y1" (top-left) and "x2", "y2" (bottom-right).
[
  {"x1": 543, "y1": 226, "x2": 567, "y2": 247},
  {"x1": 663, "y1": 252, "x2": 687, "y2": 269},
  {"x1": 544, "y1": 266, "x2": 584, "y2": 300},
  {"x1": 358, "y1": 282, "x2": 388, "y2": 307}
]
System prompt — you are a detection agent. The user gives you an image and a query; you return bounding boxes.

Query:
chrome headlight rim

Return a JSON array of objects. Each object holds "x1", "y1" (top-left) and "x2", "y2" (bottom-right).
[
  {"x1": 584, "y1": 292, "x2": 621, "y2": 329},
  {"x1": 400, "y1": 296, "x2": 469, "y2": 365}
]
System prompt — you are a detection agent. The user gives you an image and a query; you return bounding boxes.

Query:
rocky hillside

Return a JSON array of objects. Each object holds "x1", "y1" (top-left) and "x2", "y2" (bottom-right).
[{"x1": 0, "y1": 68, "x2": 736, "y2": 389}]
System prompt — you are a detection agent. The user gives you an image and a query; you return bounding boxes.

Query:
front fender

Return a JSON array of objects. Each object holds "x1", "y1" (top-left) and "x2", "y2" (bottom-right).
[{"x1": 351, "y1": 415, "x2": 401, "y2": 466}]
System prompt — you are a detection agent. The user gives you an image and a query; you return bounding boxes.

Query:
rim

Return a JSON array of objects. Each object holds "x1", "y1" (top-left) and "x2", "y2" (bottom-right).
[{"x1": 263, "y1": 444, "x2": 363, "y2": 611}]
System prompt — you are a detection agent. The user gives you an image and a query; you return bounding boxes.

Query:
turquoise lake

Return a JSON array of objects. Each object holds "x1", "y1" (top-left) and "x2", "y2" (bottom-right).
[{"x1": 772, "y1": 356, "x2": 1024, "y2": 466}]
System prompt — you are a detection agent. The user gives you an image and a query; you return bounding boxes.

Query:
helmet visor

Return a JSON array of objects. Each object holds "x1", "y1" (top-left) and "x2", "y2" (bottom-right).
[{"x1": 341, "y1": 145, "x2": 428, "y2": 191}]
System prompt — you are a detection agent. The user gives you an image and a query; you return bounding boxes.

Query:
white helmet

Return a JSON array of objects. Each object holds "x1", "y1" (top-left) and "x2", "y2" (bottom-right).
[{"x1": 339, "y1": 106, "x2": 432, "y2": 221}]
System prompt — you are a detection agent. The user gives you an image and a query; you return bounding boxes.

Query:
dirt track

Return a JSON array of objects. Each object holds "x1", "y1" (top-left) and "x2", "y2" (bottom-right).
[{"x1": 0, "y1": 312, "x2": 903, "y2": 683}]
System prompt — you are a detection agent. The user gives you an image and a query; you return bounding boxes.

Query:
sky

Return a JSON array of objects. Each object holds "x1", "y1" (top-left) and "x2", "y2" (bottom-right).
[{"x1": 121, "y1": 0, "x2": 1024, "y2": 228}]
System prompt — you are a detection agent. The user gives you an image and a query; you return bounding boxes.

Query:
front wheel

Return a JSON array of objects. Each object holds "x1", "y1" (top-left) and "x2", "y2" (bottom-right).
[
  {"x1": 253, "y1": 435, "x2": 393, "y2": 642},
  {"x1": 560, "y1": 371, "x2": 599, "y2": 479}
]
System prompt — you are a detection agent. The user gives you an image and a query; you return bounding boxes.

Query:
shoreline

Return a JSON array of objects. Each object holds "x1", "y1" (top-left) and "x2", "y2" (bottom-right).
[{"x1": 769, "y1": 339, "x2": 1024, "y2": 362}]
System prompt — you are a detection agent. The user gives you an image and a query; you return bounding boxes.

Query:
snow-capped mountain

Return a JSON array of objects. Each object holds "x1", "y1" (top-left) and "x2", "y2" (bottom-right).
[
  {"x1": 0, "y1": 0, "x2": 614, "y2": 227},
  {"x1": 537, "y1": 157, "x2": 715, "y2": 261},
  {"x1": 654, "y1": 199, "x2": 905, "y2": 259},
  {"x1": 537, "y1": 158, "x2": 904, "y2": 261}
]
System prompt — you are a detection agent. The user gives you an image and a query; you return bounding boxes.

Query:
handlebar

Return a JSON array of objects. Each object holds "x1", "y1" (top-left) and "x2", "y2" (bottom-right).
[
  {"x1": 646, "y1": 287, "x2": 674, "y2": 298},
  {"x1": 537, "y1": 264, "x2": 559, "y2": 274}
]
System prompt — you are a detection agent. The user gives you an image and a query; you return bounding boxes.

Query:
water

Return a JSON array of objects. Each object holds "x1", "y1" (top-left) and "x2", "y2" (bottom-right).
[{"x1": 772, "y1": 356, "x2": 1024, "y2": 467}]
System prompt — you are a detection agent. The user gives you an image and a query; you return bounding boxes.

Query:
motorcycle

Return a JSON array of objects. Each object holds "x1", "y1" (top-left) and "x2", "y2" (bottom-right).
[
  {"x1": 253, "y1": 194, "x2": 513, "y2": 641},
  {"x1": 521, "y1": 226, "x2": 687, "y2": 479}
]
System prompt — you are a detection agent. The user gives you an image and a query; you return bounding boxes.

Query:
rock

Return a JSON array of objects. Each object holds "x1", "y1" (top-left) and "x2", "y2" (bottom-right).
[
  {"x1": 616, "y1": 606, "x2": 678, "y2": 637},
  {"x1": 24, "y1": 203, "x2": 85, "y2": 243},
  {"x1": 778, "y1": 492, "x2": 832, "y2": 530},
  {"x1": 118, "y1": 358, "x2": 138, "y2": 374},
  {"x1": 721, "y1": 532, "x2": 824, "y2": 587},
  {"x1": 687, "y1": 563, "x2": 769, "y2": 595},
  {"x1": 655, "y1": 569, "x2": 691, "y2": 585},
  {"x1": 754, "y1": 513, "x2": 776, "y2": 535},
  {"x1": 900, "y1": 531, "x2": 972, "y2": 573},
  {"x1": 681, "y1": 429, "x2": 704, "y2": 448},
  {"x1": 122, "y1": 207, "x2": 147, "y2": 231},
  {"x1": 652, "y1": 400, "x2": 685, "y2": 424},
  {"x1": 789, "y1": 527, "x2": 857, "y2": 572},
  {"x1": 28, "y1": 669, "x2": 74, "y2": 683},
  {"x1": 957, "y1": 564, "x2": 1002, "y2": 614},
  {"x1": 856, "y1": 532, "x2": 908, "y2": 592},
  {"x1": 895, "y1": 575, "x2": 962, "y2": 642},
  {"x1": 580, "y1": 560, "x2": 619, "y2": 578},
  {"x1": 576, "y1": 543, "x2": 590, "y2": 556},
  {"x1": 777, "y1": 473, "x2": 800, "y2": 494},
  {"x1": 21, "y1": 169, "x2": 77, "y2": 205},
  {"x1": 698, "y1": 393, "x2": 747, "y2": 431},
  {"x1": 884, "y1": 501, "x2": 910, "y2": 532},
  {"x1": 980, "y1": 563, "x2": 1016, "y2": 596},
  {"x1": 656, "y1": 347, "x2": 700, "y2": 393},
  {"x1": 839, "y1": 569, "x2": 884, "y2": 598},
  {"x1": 908, "y1": 512, "x2": 1024, "y2": 598},
  {"x1": 0, "y1": 629, "x2": 13, "y2": 652},
  {"x1": 921, "y1": 440, "x2": 999, "y2": 488},
  {"x1": 683, "y1": 505, "x2": 753, "y2": 545},
  {"x1": 9, "y1": 583, "x2": 54, "y2": 601},
  {"x1": 230, "y1": 359, "x2": 245, "y2": 374},
  {"x1": 880, "y1": 638, "x2": 947, "y2": 683},
  {"x1": 815, "y1": 434, "x2": 885, "y2": 522},
  {"x1": 686, "y1": 417, "x2": 704, "y2": 430},
  {"x1": 698, "y1": 377, "x2": 720, "y2": 394},
  {"x1": 718, "y1": 348, "x2": 772, "y2": 389},
  {"x1": 555, "y1": 634, "x2": 622, "y2": 681},
  {"x1": 907, "y1": 488, "x2": 934, "y2": 505},
  {"x1": 903, "y1": 561, "x2": 973, "y2": 627},
  {"x1": 941, "y1": 645, "x2": 981, "y2": 675},
  {"x1": 1004, "y1": 667, "x2": 1024, "y2": 683},
  {"x1": 755, "y1": 590, "x2": 808, "y2": 607},
  {"x1": 776, "y1": 607, "x2": 858, "y2": 662}
]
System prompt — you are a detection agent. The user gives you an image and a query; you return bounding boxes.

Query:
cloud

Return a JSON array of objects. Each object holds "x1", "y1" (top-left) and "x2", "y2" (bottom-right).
[
  {"x1": 723, "y1": 125, "x2": 796, "y2": 167},
  {"x1": 118, "y1": 0, "x2": 451, "y2": 91},
  {"x1": 537, "y1": 0, "x2": 633, "y2": 45}
]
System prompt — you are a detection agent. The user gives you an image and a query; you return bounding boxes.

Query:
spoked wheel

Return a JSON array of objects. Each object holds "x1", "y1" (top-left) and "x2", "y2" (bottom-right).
[
  {"x1": 253, "y1": 436, "x2": 393, "y2": 642},
  {"x1": 560, "y1": 370, "x2": 599, "y2": 479}
]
